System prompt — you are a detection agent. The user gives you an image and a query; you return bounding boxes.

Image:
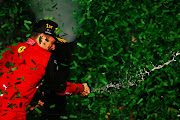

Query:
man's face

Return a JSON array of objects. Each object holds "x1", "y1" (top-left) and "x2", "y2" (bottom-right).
[
  {"x1": 45, "y1": 36, "x2": 56, "y2": 51},
  {"x1": 38, "y1": 34, "x2": 56, "y2": 51}
]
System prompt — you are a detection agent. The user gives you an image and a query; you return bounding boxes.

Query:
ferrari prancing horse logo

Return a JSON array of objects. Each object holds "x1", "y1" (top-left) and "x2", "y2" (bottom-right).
[{"x1": 18, "y1": 46, "x2": 26, "y2": 53}]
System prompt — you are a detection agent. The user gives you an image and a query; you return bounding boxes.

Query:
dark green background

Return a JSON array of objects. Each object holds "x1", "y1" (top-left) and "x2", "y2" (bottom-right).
[{"x1": 0, "y1": 0, "x2": 179, "y2": 119}]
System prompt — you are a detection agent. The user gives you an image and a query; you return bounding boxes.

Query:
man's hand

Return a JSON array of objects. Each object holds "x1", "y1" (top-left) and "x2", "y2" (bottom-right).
[{"x1": 80, "y1": 83, "x2": 90, "y2": 96}]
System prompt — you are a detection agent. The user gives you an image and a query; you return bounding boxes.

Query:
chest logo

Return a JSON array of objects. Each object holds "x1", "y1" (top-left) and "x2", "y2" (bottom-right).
[{"x1": 18, "y1": 46, "x2": 26, "y2": 53}]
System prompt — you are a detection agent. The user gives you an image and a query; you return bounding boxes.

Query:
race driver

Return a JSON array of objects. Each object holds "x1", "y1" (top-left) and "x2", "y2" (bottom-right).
[{"x1": 0, "y1": 20, "x2": 90, "y2": 120}]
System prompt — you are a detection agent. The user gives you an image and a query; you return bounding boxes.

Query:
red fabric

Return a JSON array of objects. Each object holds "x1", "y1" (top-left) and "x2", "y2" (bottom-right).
[
  {"x1": 0, "y1": 38, "x2": 83, "y2": 119},
  {"x1": 0, "y1": 38, "x2": 51, "y2": 119},
  {"x1": 57, "y1": 82, "x2": 84, "y2": 96},
  {"x1": 0, "y1": 104, "x2": 26, "y2": 120}
]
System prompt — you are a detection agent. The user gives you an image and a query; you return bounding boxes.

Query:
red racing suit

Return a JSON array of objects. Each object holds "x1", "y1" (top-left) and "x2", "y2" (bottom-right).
[{"x1": 0, "y1": 38, "x2": 83, "y2": 120}]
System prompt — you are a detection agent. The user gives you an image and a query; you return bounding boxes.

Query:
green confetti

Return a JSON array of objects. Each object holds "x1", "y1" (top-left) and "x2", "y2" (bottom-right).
[
  {"x1": 77, "y1": 43, "x2": 86, "y2": 48},
  {"x1": 12, "y1": 42, "x2": 18, "y2": 46},
  {"x1": 30, "y1": 84, "x2": 33, "y2": 89},
  {"x1": 73, "y1": 61, "x2": 78, "y2": 67},
  {"x1": 101, "y1": 79, "x2": 108, "y2": 85},
  {"x1": 45, "y1": 39, "x2": 49, "y2": 42},
  {"x1": 24, "y1": 20, "x2": 32, "y2": 24},
  {"x1": 44, "y1": 2, "x2": 49, "y2": 6},
  {"x1": 50, "y1": 104, "x2": 56, "y2": 109},
  {"x1": 44, "y1": 17, "x2": 55, "y2": 20},
  {"x1": 79, "y1": 17, "x2": 86, "y2": 24},
  {"x1": 72, "y1": 27, "x2": 76, "y2": 34},
  {"x1": 15, "y1": 85, "x2": 17, "y2": 91},
  {"x1": 84, "y1": 74, "x2": 91, "y2": 81},
  {"x1": 100, "y1": 34, "x2": 106, "y2": 39},
  {"x1": 11, "y1": 67, "x2": 18, "y2": 71},
  {"x1": 137, "y1": 98, "x2": 143, "y2": 104},
  {"x1": 0, "y1": 90, "x2": 3, "y2": 94},
  {"x1": 62, "y1": 23, "x2": 64, "y2": 28},
  {"x1": 26, "y1": 34, "x2": 31, "y2": 38},
  {"x1": 24, "y1": 23, "x2": 30, "y2": 30},
  {"x1": 69, "y1": 66, "x2": 76, "y2": 70},
  {"x1": 7, "y1": 71, "x2": 11, "y2": 74},
  {"x1": 3, "y1": 91, "x2": 8, "y2": 95},
  {"x1": 8, "y1": 103, "x2": 16, "y2": 109},
  {"x1": 60, "y1": 63, "x2": 69, "y2": 66},
  {"x1": 10, "y1": 50, "x2": 14, "y2": 54},
  {"x1": 60, "y1": 116, "x2": 68, "y2": 119},
  {"x1": 9, "y1": 8, "x2": 12, "y2": 16},
  {"x1": 83, "y1": 32, "x2": 90, "y2": 36},
  {"x1": 88, "y1": 93, "x2": 95, "y2": 98},
  {"x1": 161, "y1": 81, "x2": 168, "y2": 86},
  {"x1": 1, "y1": 23, "x2": 8, "y2": 28},
  {"x1": 76, "y1": 86, "x2": 79, "y2": 91},
  {"x1": 5, "y1": 47, "x2": 11, "y2": 51},
  {"x1": 19, "y1": 7, "x2": 22, "y2": 13},
  {"x1": 29, "y1": 65, "x2": 38, "y2": 70},
  {"x1": 45, "y1": 8, "x2": 53, "y2": 11},
  {"x1": 34, "y1": 107, "x2": 42, "y2": 114},
  {"x1": 17, "y1": 92, "x2": 20, "y2": 98},
  {"x1": 9, "y1": 62, "x2": 14, "y2": 67},
  {"x1": 5, "y1": 62, "x2": 10, "y2": 69},
  {"x1": 54, "y1": 27, "x2": 62, "y2": 35},
  {"x1": 121, "y1": 21, "x2": 128, "y2": 27},
  {"x1": 69, "y1": 115, "x2": 77, "y2": 118},
  {"x1": 21, "y1": 76, "x2": 25, "y2": 82},
  {"x1": 52, "y1": 3, "x2": 57, "y2": 8},
  {"x1": 2, "y1": 113, "x2": 7, "y2": 116},
  {"x1": 77, "y1": 43, "x2": 83, "y2": 48},
  {"x1": 39, "y1": 36, "x2": 42, "y2": 44},
  {"x1": 70, "y1": 77, "x2": 77, "y2": 81},
  {"x1": 0, "y1": 14, "x2": 5, "y2": 16}
]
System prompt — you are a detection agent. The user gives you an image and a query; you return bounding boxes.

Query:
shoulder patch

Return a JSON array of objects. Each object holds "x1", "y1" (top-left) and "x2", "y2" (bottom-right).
[{"x1": 18, "y1": 46, "x2": 26, "y2": 53}]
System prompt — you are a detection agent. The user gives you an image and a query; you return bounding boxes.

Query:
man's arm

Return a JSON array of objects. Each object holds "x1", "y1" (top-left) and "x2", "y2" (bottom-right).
[{"x1": 44, "y1": 54, "x2": 90, "y2": 96}]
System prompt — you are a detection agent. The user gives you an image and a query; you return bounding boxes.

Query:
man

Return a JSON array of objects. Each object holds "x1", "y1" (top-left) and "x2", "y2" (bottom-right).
[
  {"x1": 40, "y1": 41, "x2": 77, "y2": 119},
  {"x1": 0, "y1": 20, "x2": 90, "y2": 120}
]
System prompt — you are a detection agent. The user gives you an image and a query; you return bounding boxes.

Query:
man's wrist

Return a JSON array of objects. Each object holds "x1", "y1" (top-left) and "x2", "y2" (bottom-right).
[{"x1": 81, "y1": 84, "x2": 84, "y2": 93}]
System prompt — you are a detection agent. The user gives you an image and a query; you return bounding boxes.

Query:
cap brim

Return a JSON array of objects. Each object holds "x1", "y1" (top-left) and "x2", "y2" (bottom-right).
[
  {"x1": 54, "y1": 36, "x2": 67, "y2": 43},
  {"x1": 46, "y1": 33, "x2": 67, "y2": 43}
]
